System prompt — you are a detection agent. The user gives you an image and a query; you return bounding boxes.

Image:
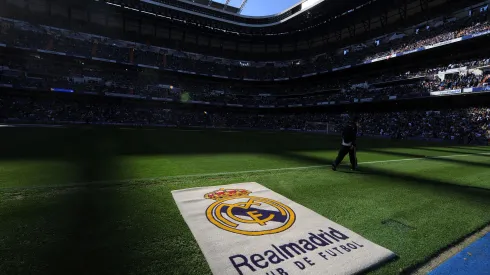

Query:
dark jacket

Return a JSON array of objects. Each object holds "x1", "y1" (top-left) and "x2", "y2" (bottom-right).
[{"x1": 341, "y1": 122, "x2": 358, "y2": 146}]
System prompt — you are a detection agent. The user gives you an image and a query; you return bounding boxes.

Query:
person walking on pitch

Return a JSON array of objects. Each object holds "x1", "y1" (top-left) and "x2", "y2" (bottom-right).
[{"x1": 332, "y1": 116, "x2": 359, "y2": 171}]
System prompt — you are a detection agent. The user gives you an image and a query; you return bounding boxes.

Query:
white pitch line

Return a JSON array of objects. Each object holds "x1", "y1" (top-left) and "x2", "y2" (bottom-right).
[
  {"x1": 355, "y1": 152, "x2": 490, "y2": 165},
  {"x1": 174, "y1": 129, "x2": 204, "y2": 132},
  {"x1": 11, "y1": 151, "x2": 487, "y2": 190},
  {"x1": 1, "y1": 152, "x2": 489, "y2": 191}
]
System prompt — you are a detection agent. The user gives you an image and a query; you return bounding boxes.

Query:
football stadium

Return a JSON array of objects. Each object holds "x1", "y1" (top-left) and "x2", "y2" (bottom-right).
[{"x1": 1, "y1": 0, "x2": 490, "y2": 274}]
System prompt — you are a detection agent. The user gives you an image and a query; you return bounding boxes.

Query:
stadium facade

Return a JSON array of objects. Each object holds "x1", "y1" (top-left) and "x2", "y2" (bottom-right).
[{"x1": 0, "y1": 0, "x2": 489, "y2": 143}]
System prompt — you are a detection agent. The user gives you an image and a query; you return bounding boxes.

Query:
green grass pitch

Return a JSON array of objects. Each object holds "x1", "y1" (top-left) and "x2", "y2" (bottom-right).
[{"x1": 0, "y1": 126, "x2": 490, "y2": 275}]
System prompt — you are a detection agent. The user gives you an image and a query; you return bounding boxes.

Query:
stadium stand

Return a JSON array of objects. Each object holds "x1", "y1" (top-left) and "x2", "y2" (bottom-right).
[
  {"x1": 0, "y1": 10, "x2": 488, "y2": 80},
  {"x1": 1, "y1": 92, "x2": 489, "y2": 143},
  {"x1": 1, "y1": 52, "x2": 489, "y2": 107},
  {"x1": 0, "y1": 0, "x2": 489, "y2": 146}
]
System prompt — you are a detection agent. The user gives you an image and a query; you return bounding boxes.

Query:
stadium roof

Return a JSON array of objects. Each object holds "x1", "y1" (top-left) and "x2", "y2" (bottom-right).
[
  {"x1": 100, "y1": 0, "x2": 466, "y2": 39},
  {"x1": 205, "y1": 0, "x2": 308, "y2": 16},
  {"x1": 104, "y1": 0, "x2": 412, "y2": 37},
  {"x1": 133, "y1": 0, "x2": 327, "y2": 27}
]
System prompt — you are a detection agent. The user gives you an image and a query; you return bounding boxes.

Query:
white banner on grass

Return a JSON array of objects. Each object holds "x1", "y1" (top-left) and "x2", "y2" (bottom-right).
[{"x1": 172, "y1": 182, "x2": 395, "y2": 275}]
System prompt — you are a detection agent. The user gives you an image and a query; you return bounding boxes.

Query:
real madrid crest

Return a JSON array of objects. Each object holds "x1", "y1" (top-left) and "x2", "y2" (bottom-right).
[{"x1": 204, "y1": 188, "x2": 296, "y2": 236}]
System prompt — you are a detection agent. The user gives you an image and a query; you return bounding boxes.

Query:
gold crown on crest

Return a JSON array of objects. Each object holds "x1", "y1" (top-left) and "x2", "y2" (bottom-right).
[{"x1": 204, "y1": 188, "x2": 251, "y2": 200}]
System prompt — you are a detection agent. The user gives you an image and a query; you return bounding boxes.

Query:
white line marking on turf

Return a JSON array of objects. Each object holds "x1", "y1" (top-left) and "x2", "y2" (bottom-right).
[
  {"x1": 56, "y1": 152, "x2": 490, "y2": 186},
  {"x1": 1, "y1": 152, "x2": 489, "y2": 191},
  {"x1": 175, "y1": 129, "x2": 204, "y2": 132}
]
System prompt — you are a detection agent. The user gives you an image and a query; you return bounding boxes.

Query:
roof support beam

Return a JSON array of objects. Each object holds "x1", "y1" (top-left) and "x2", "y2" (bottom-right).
[
  {"x1": 223, "y1": 0, "x2": 230, "y2": 10},
  {"x1": 239, "y1": 0, "x2": 249, "y2": 13}
]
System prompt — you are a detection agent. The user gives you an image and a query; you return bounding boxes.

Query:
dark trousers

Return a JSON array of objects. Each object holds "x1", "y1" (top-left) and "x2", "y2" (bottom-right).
[{"x1": 333, "y1": 145, "x2": 357, "y2": 168}]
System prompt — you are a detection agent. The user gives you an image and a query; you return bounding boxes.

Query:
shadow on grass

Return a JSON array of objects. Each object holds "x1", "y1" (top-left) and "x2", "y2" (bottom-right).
[
  {"x1": 451, "y1": 146, "x2": 490, "y2": 152},
  {"x1": 0, "y1": 127, "x2": 213, "y2": 275},
  {"x1": 417, "y1": 146, "x2": 490, "y2": 156},
  {"x1": 275, "y1": 151, "x2": 490, "y2": 196},
  {"x1": 0, "y1": 181, "x2": 135, "y2": 275},
  {"x1": 0, "y1": 128, "x2": 179, "y2": 275},
  {"x1": 18, "y1": 132, "x2": 135, "y2": 275},
  {"x1": 0, "y1": 127, "x2": 449, "y2": 160},
  {"x1": 361, "y1": 148, "x2": 490, "y2": 170}
]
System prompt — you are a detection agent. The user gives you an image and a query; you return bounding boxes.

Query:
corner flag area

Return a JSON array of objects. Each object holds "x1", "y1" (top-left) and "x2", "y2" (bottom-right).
[{"x1": 0, "y1": 127, "x2": 489, "y2": 274}]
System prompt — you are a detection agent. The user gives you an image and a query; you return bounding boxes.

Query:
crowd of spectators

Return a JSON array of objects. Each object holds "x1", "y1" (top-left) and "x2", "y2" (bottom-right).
[
  {"x1": 0, "y1": 6, "x2": 489, "y2": 146},
  {"x1": 428, "y1": 73, "x2": 484, "y2": 90},
  {"x1": 359, "y1": 108, "x2": 490, "y2": 142},
  {"x1": 1, "y1": 52, "x2": 489, "y2": 107},
  {"x1": 0, "y1": 8, "x2": 488, "y2": 80},
  {"x1": 1, "y1": 94, "x2": 489, "y2": 142},
  {"x1": 360, "y1": 17, "x2": 488, "y2": 62}
]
